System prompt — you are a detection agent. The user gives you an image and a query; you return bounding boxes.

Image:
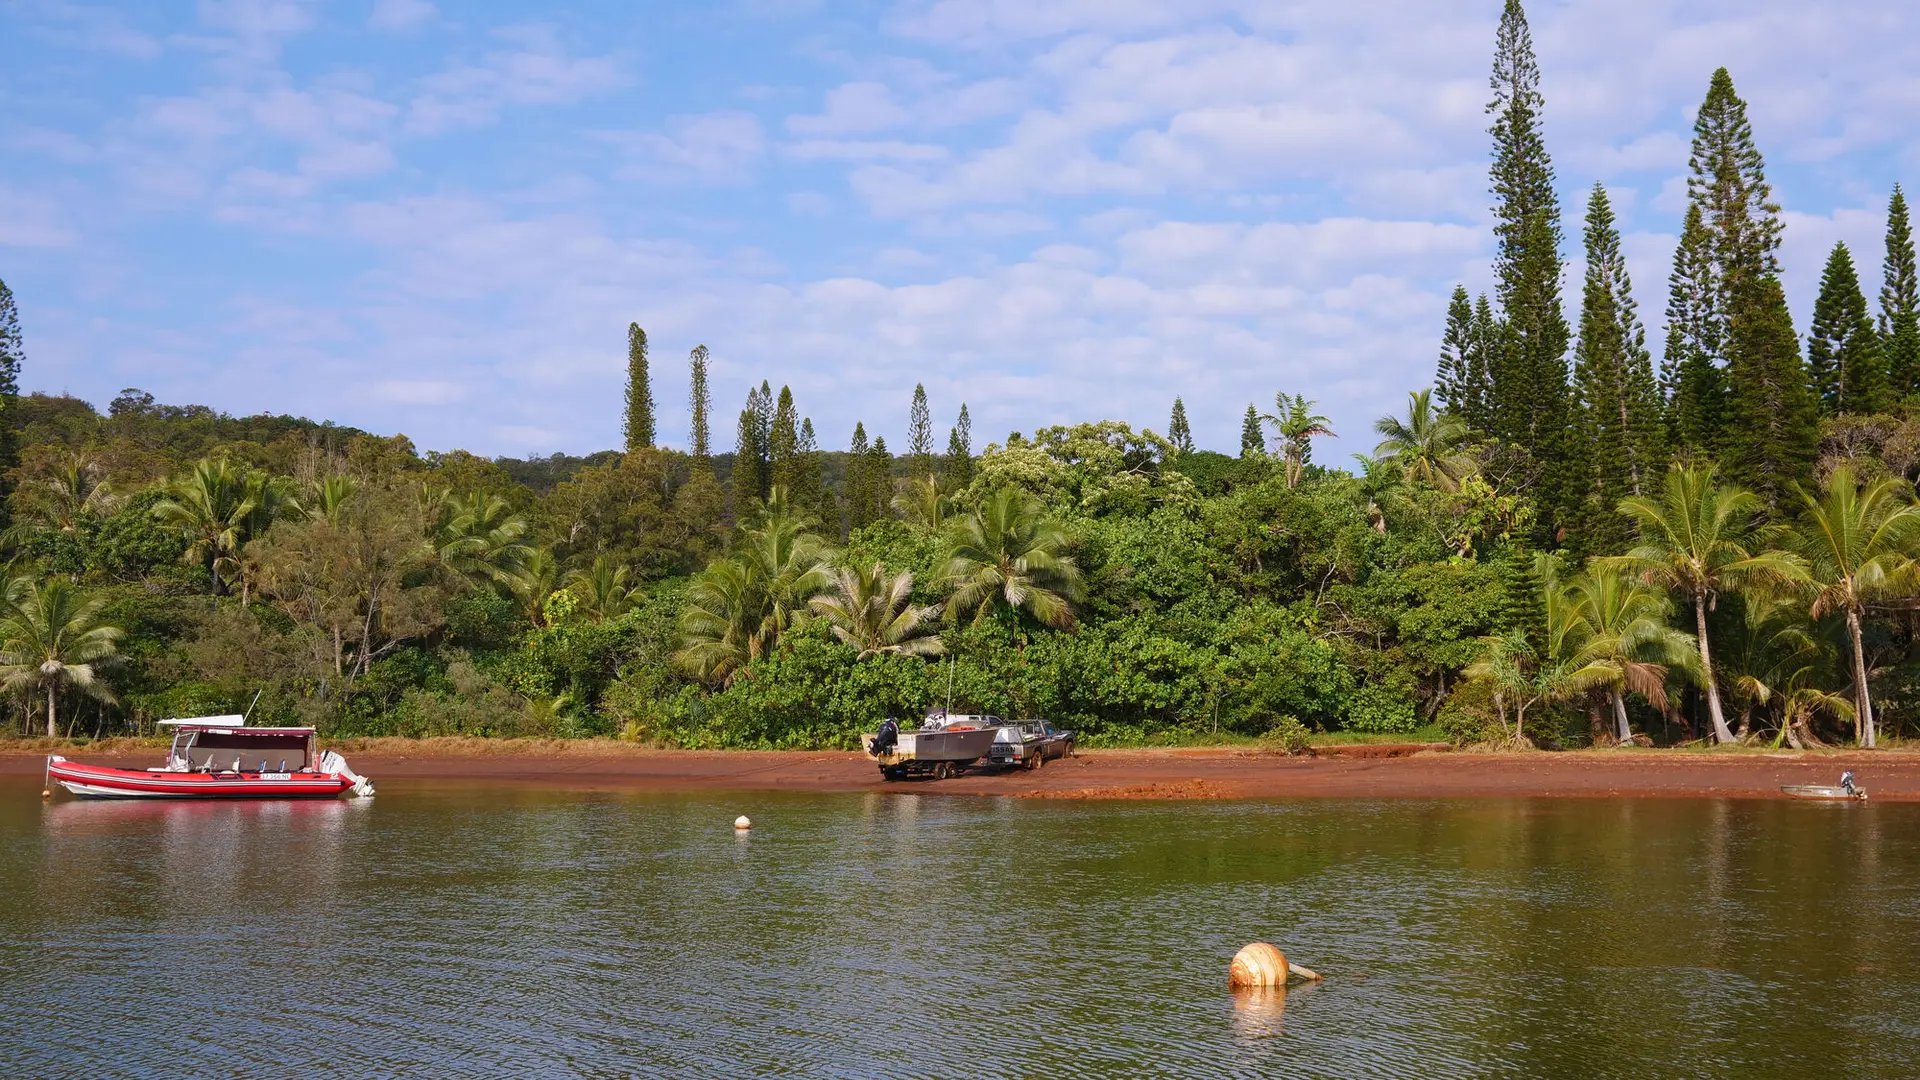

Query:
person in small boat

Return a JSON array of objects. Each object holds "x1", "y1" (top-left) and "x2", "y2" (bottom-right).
[{"x1": 871, "y1": 717, "x2": 899, "y2": 757}]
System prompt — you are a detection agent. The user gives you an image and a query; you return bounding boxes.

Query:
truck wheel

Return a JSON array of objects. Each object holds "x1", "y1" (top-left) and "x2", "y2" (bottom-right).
[{"x1": 1032, "y1": 751, "x2": 1045, "y2": 771}]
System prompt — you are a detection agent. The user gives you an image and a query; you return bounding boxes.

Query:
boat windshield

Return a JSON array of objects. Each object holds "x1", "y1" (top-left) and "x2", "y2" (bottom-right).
[{"x1": 169, "y1": 729, "x2": 316, "y2": 772}]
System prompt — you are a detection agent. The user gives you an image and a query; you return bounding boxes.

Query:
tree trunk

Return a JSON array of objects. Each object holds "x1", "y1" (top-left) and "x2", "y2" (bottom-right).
[
  {"x1": 1611, "y1": 689, "x2": 1633, "y2": 745},
  {"x1": 1695, "y1": 594, "x2": 1736, "y2": 744},
  {"x1": 1587, "y1": 698, "x2": 1607, "y2": 743},
  {"x1": 46, "y1": 685, "x2": 57, "y2": 739},
  {"x1": 1847, "y1": 607, "x2": 1876, "y2": 748}
]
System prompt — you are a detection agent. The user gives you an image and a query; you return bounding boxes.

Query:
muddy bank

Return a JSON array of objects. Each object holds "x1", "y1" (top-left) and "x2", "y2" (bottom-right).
[{"x1": 9, "y1": 741, "x2": 1920, "y2": 800}]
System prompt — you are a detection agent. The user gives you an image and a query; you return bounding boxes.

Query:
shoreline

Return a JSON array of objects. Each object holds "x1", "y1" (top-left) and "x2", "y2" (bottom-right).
[{"x1": 8, "y1": 741, "x2": 1920, "y2": 800}]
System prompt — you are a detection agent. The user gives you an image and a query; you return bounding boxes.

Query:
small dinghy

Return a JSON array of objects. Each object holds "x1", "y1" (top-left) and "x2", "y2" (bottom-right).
[{"x1": 1781, "y1": 770, "x2": 1868, "y2": 801}]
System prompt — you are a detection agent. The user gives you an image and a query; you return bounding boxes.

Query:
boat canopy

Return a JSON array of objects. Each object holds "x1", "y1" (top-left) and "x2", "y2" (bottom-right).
[
  {"x1": 158, "y1": 715, "x2": 247, "y2": 727},
  {"x1": 166, "y1": 726, "x2": 317, "y2": 771}
]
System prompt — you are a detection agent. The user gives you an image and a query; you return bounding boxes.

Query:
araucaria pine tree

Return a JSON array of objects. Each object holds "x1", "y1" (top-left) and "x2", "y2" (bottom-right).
[
  {"x1": 0, "y1": 276, "x2": 23, "y2": 503},
  {"x1": 1573, "y1": 183, "x2": 1665, "y2": 549},
  {"x1": 687, "y1": 345, "x2": 712, "y2": 468},
  {"x1": 1437, "y1": 285, "x2": 1493, "y2": 431},
  {"x1": 732, "y1": 408, "x2": 764, "y2": 515},
  {"x1": 794, "y1": 417, "x2": 832, "y2": 528},
  {"x1": 622, "y1": 323, "x2": 654, "y2": 450},
  {"x1": 944, "y1": 405, "x2": 974, "y2": 489},
  {"x1": 1725, "y1": 274, "x2": 1818, "y2": 511},
  {"x1": 1167, "y1": 398, "x2": 1194, "y2": 455},
  {"x1": 1882, "y1": 184, "x2": 1920, "y2": 400},
  {"x1": 1239, "y1": 404, "x2": 1264, "y2": 457},
  {"x1": 866, "y1": 436, "x2": 893, "y2": 525},
  {"x1": 1807, "y1": 243, "x2": 1886, "y2": 416},
  {"x1": 847, "y1": 423, "x2": 874, "y2": 531},
  {"x1": 1485, "y1": 0, "x2": 1574, "y2": 532},
  {"x1": 907, "y1": 384, "x2": 934, "y2": 478},
  {"x1": 1662, "y1": 204, "x2": 1726, "y2": 451},
  {"x1": 1690, "y1": 68, "x2": 1783, "y2": 296},
  {"x1": 768, "y1": 386, "x2": 799, "y2": 491}
]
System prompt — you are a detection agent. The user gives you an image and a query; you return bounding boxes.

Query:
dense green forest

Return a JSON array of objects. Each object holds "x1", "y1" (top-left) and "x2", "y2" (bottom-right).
[{"x1": 5, "y1": 0, "x2": 1920, "y2": 750}]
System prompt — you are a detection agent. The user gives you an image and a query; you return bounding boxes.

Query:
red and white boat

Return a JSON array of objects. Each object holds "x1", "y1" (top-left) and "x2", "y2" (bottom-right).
[{"x1": 45, "y1": 716, "x2": 374, "y2": 800}]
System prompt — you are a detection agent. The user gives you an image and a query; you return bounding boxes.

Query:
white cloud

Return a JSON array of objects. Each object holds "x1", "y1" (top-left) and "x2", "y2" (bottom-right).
[
  {"x1": 787, "y1": 82, "x2": 911, "y2": 136},
  {"x1": 368, "y1": 0, "x2": 435, "y2": 31},
  {"x1": 407, "y1": 26, "x2": 623, "y2": 134},
  {"x1": 616, "y1": 112, "x2": 766, "y2": 185},
  {"x1": 0, "y1": 187, "x2": 80, "y2": 247}
]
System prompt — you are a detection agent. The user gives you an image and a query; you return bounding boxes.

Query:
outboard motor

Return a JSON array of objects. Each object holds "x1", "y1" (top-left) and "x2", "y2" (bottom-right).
[
  {"x1": 871, "y1": 718, "x2": 899, "y2": 758},
  {"x1": 1840, "y1": 770, "x2": 1857, "y2": 794}
]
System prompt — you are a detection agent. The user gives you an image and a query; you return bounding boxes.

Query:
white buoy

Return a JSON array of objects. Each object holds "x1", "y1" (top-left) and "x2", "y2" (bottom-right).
[{"x1": 734, "y1": 815, "x2": 752, "y2": 831}]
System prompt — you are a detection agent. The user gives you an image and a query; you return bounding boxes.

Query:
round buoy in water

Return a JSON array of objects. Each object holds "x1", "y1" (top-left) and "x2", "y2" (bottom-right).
[
  {"x1": 42, "y1": 789, "x2": 52, "y2": 799},
  {"x1": 1229, "y1": 943, "x2": 1288, "y2": 988},
  {"x1": 734, "y1": 815, "x2": 752, "y2": 830}
]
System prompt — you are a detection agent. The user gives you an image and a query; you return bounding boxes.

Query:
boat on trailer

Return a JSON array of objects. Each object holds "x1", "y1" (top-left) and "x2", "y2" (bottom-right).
[{"x1": 45, "y1": 716, "x2": 374, "y2": 800}]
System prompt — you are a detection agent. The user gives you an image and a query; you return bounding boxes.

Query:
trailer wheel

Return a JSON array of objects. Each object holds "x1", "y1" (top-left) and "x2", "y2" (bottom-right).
[{"x1": 934, "y1": 762, "x2": 953, "y2": 780}]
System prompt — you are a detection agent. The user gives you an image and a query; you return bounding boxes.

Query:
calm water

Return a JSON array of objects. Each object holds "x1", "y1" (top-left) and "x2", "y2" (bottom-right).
[{"x1": 2, "y1": 781, "x2": 1917, "y2": 1079}]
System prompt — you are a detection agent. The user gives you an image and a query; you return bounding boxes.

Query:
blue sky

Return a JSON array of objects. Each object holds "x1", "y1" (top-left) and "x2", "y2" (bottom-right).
[{"x1": 3, "y1": 1, "x2": 1917, "y2": 458}]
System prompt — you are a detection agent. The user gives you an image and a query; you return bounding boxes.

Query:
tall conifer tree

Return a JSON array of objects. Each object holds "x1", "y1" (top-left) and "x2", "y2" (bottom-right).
[
  {"x1": 733, "y1": 408, "x2": 763, "y2": 515},
  {"x1": 944, "y1": 405, "x2": 974, "y2": 488},
  {"x1": 622, "y1": 323, "x2": 654, "y2": 450},
  {"x1": 1725, "y1": 275, "x2": 1818, "y2": 510},
  {"x1": 1573, "y1": 183, "x2": 1664, "y2": 550},
  {"x1": 0, "y1": 276, "x2": 23, "y2": 504},
  {"x1": 1167, "y1": 398, "x2": 1194, "y2": 454},
  {"x1": 866, "y1": 436, "x2": 893, "y2": 525},
  {"x1": 1239, "y1": 404, "x2": 1264, "y2": 457},
  {"x1": 1436, "y1": 285, "x2": 1487, "y2": 428},
  {"x1": 847, "y1": 423, "x2": 874, "y2": 531},
  {"x1": 687, "y1": 345, "x2": 712, "y2": 468},
  {"x1": 1807, "y1": 243, "x2": 1886, "y2": 416},
  {"x1": 1881, "y1": 184, "x2": 1920, "y2": 399},
  {"x1": 907, "y1": 384, "x2": 934, "y2": 478},
  {"x1": 1662, "y1": 205, "x2": 1726, "y2": 451},
  {"x1": 794, "y1": 417, "x2": 832, "y2": 529},
  {"x1": 769, "y1": 386, "x2": 799, "y2": 491},
  {"x1": 1485, "y1": 0, "x2": 1574, "y2": 533},
  {"x1": 1690, "y1": 69, "x2": 1782, "y2": 293}
]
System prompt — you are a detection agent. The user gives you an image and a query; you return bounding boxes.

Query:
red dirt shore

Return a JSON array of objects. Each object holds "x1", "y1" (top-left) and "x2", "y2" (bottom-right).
[{"x1": 8, "y1": 742, "x2": 1920, "y2": 800}]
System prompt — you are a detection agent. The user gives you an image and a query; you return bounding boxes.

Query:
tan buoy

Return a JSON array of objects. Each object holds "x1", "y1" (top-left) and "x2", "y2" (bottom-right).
[
  {"x1": 734, "y1": 815, "x2": 752, "y2": 831},
  {"x1": 1230, "y1": 942, "x2": 1323, "y2": 987}
]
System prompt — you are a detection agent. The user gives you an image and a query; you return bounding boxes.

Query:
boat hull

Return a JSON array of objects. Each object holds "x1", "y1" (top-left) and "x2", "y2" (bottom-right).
[
  {"x1": 1780, "y1": 784, "x2": 1868, "y2": 801},
  {"x1": 47, "y1": 760, "x2": 356, "y2": 800}
]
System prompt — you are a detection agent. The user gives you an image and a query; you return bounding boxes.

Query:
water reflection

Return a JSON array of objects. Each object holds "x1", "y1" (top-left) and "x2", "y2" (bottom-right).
[{"x1": 2, "y1": 787, "x2": 1917, "y2": 1080}]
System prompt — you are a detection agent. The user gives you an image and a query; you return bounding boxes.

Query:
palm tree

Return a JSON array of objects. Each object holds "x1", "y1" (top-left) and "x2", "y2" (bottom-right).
[
  {"x1": 0, "y1": 579, "x2": 124, "y2": 737},
  {"x1": 434, "y1": 491, "x2": 533, "y2": 589},
  {"x1": 1606, "y1": 463, "x2": 1804, "y2": 744},
  {"x1": 565, "y1": 553, "x2": 639, "y2": 622},
  {"x1": 1371, "y1": 389, "x2": 1476, "y2": 492},
  {"x1": 810, "y1": 563, "x2": 945, "y2": 660},
  {"x1": 892, "y1": 475, "x2": 950, "y2": 530},
  {"x1": 1564, "y1": 566, "x2": 1697, "y2": 745},
  {"x1": 296, "y1": 474, "x2": 359, "y2": 525},
  {"x1": 23, "y1": 452, "x2": 122, "y2": 533},
  {"x1": 1466, "y1": 562, "x2": 1615, "y2": 745},
  {"x1": 1720, "y1": 593, "x2": 1847, "y2": 746},
  {"x1": 676, "y1": 487, "x2": 833, "y2": 683},
  {"x1": 1263, "y1": 393, "x2": 1334, "y2": 489},
  {"x1": 1788, "y1": 465, "x2": 1920, "y2": 748},
  {"x1": 940, "y1": 487, "x2": 1083, "y2": 629},
  {"x1": 151, "y1": 458, "x2": 268, "y2": 594},
  {"x1": 507, "y1": 547, "x2": 564, "y2": 625}
]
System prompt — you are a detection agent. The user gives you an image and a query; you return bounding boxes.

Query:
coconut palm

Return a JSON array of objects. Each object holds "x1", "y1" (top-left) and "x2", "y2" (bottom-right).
[
  {"x1": 1263, "y1": 393, "x2": 1335, "y2": 489},
  {"x1": 1563, "y1": 566, "x2": 1698, "y2": 745},
  {"x1": 892, "y1": 475, "x2": 951, "y2": 530},
  {"x1": 940, "y1": 487, "x2": 1083, "y2": 629},
  {"x1": 1605, "y1": 463, "x2": 1805, "y2": 744},
  {"x1": 1467, "y1": 565, "x2": 1616, "y2": 745},
  {"x1": 296, "y1": 474, "x2": 359, "y2": 526},
  {"x1": 0, "y1": 578, "x2": 124, "y2": 737},
  {"x1": 1372, "y1": 389, "x2": 1476, "y2": 492},
  {"x1": 1720, "y1": 593, "x2": 1847, "y2": 746},
  {"x1": 507, "y1": 547, "x2": 564, "y2": 625},
  {"x1": 434, "y1": 491, "x2": 533, "y2": 589},
  {"x1": 810, "y1": 563, "x2": 945, "y2": 660},
  {"x1": 150, "y1": 458, "x2": 270, "y2": 594},
  {"x1": 566, "y1": 553, "x2": 639, "y2": 622},
  {"x1": 676, "y1": 487, "x2": 832, "y2": 683},
  {"x1": 1787, "y1": 465, "x2": 1920, "y2": 748},
  {"x1": 23, "y1": 452, "x2": 122, "y2": 533}
]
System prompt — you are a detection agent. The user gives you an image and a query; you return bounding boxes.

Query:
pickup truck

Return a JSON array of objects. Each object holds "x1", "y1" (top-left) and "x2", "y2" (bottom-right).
[{"x1": 989, "y1": 720, "x2": 1076, "y2": 770}]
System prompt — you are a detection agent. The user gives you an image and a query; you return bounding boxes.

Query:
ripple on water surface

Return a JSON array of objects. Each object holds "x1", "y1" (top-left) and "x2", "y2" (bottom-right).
[{"x1": 2, "y1": 784, "x2": 1918, "y2": 1079}]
